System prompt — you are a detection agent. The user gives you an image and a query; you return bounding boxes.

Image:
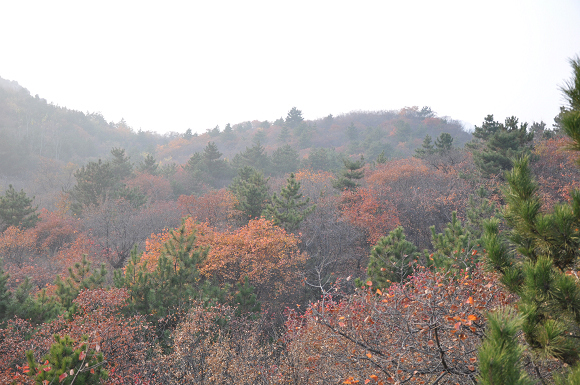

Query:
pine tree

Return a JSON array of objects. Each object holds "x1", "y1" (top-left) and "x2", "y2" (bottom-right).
[
  {"x1": 26, "y1": 334, "x2": 107, "y2": 385},
  {"x1": 232, "y1": 141, "x2": 270, "y2": 173},
  {"x1": 427, "y1": 211, "x2": 478, "y2": 272},
  {"x1": 414, "y1": 134, "x2": 435, "y2": 158},
  {"x1": 434, "y1": 132, "x2": 454, "y2": 154},
  {"x1": 0, "y1": 184, "x2": 40, "y2": 231},
  {"x1": 364, "y1": 226, "x2": 419, "y2": 288},
  {"x1": 233, "y1": 276, "x2": 261, "y2": 317},
  {"x1": 230, "y1": 167, "x2": 270, "y2": 222},
  {"x1": 0, "y1": 264, "x2": 61, "y2": 325},
  {"x1": 137, "y1": 153, "x2": 159, "y2": 175},
  {"x1": 285, "y1": 107, "x2": 304, "y2": 128},
  {"x1": 262, "y1": 173, "x2": 315, "y2": 232},
  {"x1": 477, "y1": 309, "x2": 532, "y2": 385},
  {"x1": 278, "y1": 126, "x2": 291, "y2": 143},
  {"x1": 376, "y1": 150, "x2": 388, "y2": 164},
  {"x1": 115, "y1": 223, "x2": 224, "y2": 325},
  {"x1": 0, "y1": 265, "x2": 12, "y2": 323},
  {"x1": 222, "y1": 123, "x2": 235, "y2": 141},
  {"x1": 470, "y1": 115, "x2": 534, "y2": 178},
  {"x1": 333, "y1": 156, "x2": 365, "y2": 191},
  {"x1": 271, "y1": 144, "x2": 300, "y2": 176},
  {"x1": 55, "y1": 255, "x2": 107, "y2": 312},
  {"x1": 479, "y1": 57, "x2": 580, "y2": 383},
  {"x1": 202, "y1": 141, "x2": 230, "y2": 184},
  {"x1": 109, "y1": 147, "x2": 133, "y2": 180}
]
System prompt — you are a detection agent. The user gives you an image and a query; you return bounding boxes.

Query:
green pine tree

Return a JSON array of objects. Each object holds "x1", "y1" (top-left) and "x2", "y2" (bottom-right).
[
  {"x1": 271, "y1": 144, "x2": 300, "y2": 176},
  {"x1": 427, "y1": 211, "x2": 478, "y2": 272},
  {"x1": 109, "y1": 147, "x2": 133, "y2": 180},
  {"x1": 233, "y1": 276, "x2": 261, "y2": 317},
  {"x1": 115, "y1": 223, "x2": 225, "y2": 326},
  {"x1": 137, "y1": 153, "x2": 159, "y2": 175},
  {"x1": 469, "y1": 115, "x2": 534, "y2": 178},
  {"x1": 414, "y1": 134, "x2": 435, "y2": 158},
  {"x1": 278, "y1": 126, "x2": 291, "y2": 143},
  {"x1": 434, "y1": 132, "x2": 454, "y2": 154},
  {"x1": 230, "y1": 167, "x2": 270, "y2": 222},
  {"x1": 375, "y1": 150, "x2": 388, "y2": 164},
  {"x1": 0, "y1": 184, "x2": 40, "y2": 231},
  {"x1": 333, "y1": 156, "x2": 365, "y2": 191},
  {"x1": 262, "y1": 172, "x2": 315, "y2": 232},
  {"x1": 364, "y1": 226, "x2": 419, "y2": 288},
  {"x1": 26, "y1": 334, "x2": 107, "y2": 385},
  {"x1": 232, "y1": 141, "x2": 270, "y2": 173},
  {"x1": 479, "y1": 57, "x2": 580, "y2": 381},
  {"x1": 55, "y1": 255, "x2": 107, "y2": 312},
  {"x1": 285, "y1": 107, "x2": 304, "y2": 128}
]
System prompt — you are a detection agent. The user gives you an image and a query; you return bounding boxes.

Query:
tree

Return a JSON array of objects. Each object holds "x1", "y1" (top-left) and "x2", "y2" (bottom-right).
[
  {"x1": 285, "y1": 107, "x2": 304, "y2": 128},
  {"x1": 202, "y1": 141, "x2": 230, "y2": 184},
  {"x1": 109, "y1": 147, "x2": 133, "y2": 180},
  {"x1": 232, "y1": 141, "x2": 270, "y2": 173},
  {"x1": 222, "y1": 123, "x2": 235, "y2": 141},
  {"x1": 271, "y1": 144, "x2": 300, "y2": 176},
  {"x1": 278, "y1": 126, "x2": 291, "y2": 143},
  {"x1": 479, "y1": 57, "x2": 580, "y2": 382},
  {"x1": 0, "y1": 185, "x2": 40, "y2": 231},
  {"x1": 435, "y1": 132, "x2": 454, "y2": 153},
  {"x1": 55, "y1": 255, "x2": 107, "y2": 311},
  {"x1": 364, "y1": 226, "x2": 419, "y2": 288},
  {"x1": 470, "y1": 115, "x2": 534, "y2": 178},
  {"x1": 233, "y1": 276, "x2": 261, "y2": 317},
  {"x1": 427, "y1": 211, "x2": 479, "y2": 272},
  {"x1": 333, "y1": 156, "x2": 364, "y2": 191},
  {"x1": 229, "y1": 167, "x2": 270, "y2": 222},
  {"x1": 136, "y1": 153, "x2": 159, "y2": 175},
  {"x1": 283, "y1": 265, "x2": 509, "y2": 384},
  {"x1": 114, "y1": 221, "x2": 221, "y2": 325},
  {"x1": 26, "y1": 334, "x2": 108, "y2": 385},
  {"x1": 414, "y1": 134, "x2": 435, "y2": 158},
  {"x1": 262, "y1": 173, "x2": 315, "y2": 232},
  {"x1": 200, "y1": 218, "x2": 305, "y2": 307}
]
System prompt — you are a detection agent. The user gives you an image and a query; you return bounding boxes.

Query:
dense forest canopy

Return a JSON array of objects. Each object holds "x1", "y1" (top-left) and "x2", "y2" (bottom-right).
[{"x1": 0, "y1": 56, "x2": 579, "y2": 384}]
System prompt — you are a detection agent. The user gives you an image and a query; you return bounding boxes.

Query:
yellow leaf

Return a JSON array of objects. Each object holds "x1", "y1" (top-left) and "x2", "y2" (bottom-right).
[{"x1": 366, "y1": 353, "x2": 372, "y2": 359}]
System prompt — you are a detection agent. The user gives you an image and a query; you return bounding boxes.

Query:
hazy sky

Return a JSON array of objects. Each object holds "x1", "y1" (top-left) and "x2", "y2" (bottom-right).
[{"x1": 2, "y1": 1, "x2": 579, "y2": 134}]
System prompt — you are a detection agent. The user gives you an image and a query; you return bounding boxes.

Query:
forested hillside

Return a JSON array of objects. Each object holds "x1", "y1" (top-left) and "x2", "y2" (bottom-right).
[{"x1": 1, "y1": 57, "x2": 579, "y2": 384}]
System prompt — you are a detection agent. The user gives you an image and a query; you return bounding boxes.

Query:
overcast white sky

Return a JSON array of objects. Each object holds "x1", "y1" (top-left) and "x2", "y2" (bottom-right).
[{"x1": 2, "y1": 1, "x2": 579, "y2": 134}]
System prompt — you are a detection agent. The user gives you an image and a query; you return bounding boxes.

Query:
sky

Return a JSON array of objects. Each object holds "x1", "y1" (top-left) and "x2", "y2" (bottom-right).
[{"x1": 1, "y1": 1, "x2": 579, "y2": 134}]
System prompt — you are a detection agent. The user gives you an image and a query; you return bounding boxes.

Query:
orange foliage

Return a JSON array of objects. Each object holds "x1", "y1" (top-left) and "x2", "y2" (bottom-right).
[
  {"x1": 341, "y1": 187, "x2": 400, "y2": 245},
  {"x1": 366, "y1": 158, "x2": 469, "y2": 248},
  {"x1": 294, "y1": 169, "x2": 335, "y2": 184},
  {"x1": 201, "y1": 218, "x2": 305, "y2": 290},
  {"x1": 32, "y1": 209, "x2": 79, "y2": 254},
  {"x1": 125, "y1": 172, "x2": 173, "y2": 202},
  {"x1": 0, "y1": 226, "x2": 36, "y2": 268},
  {"x1": 53, "y1": 233, "x2": 97, "y2": 273},
  {"x1": 138, "y1": 217, "x2": 215, "y2": 273},
  {"x1": 138, "y1": 217, "x2": 305, "y2": 306},
  {"x1": 177, "y1": 189, "x2": 237, "y2": 229},
  {"x1": 532, "y1": 137, "x2": 580, "y2": 209}
]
